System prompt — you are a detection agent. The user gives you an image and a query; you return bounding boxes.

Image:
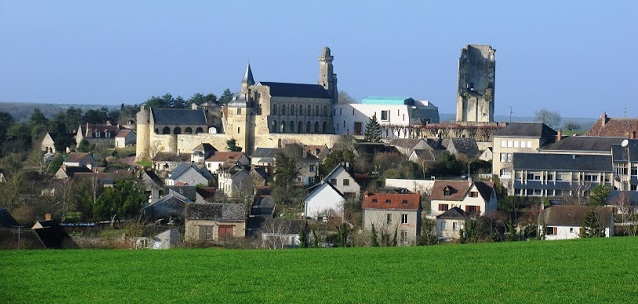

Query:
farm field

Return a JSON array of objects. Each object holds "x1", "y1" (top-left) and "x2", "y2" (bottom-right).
[{"x1": 1, "y1": 237, "x2": 637, "y2": 303}]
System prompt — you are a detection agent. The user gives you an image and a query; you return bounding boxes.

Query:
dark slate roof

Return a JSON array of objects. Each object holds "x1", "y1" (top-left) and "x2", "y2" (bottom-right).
[
  {"x1": 474, "y1": 182, "x2": 495, "y2": 202},
  {"x1": 543, "y1": 205, "x2": 613, "y2": 227},
  {"x1": 251, "y1": 147, "x2": 281, "y2": 158},
  {"x1": 258, "y1": 82, "x2": 331, "y2": 99},
  {"x1": 513, "y1": 153, "x2": 612, "y2": 172},
  {"x1": 493, "y1": 122, "x2": 556, "y2": 138},
  {"x1": 611, "y1": 140, "x2": 638, "y2": 162},
  {"x1": 444, "y1": 138, "x2": 479, "y2": 158},
  {"x1": 542, "y1": 136, "x2": 625, "y2": 152},
  {"x1": 142, "y1": 190, "x2": 194, "y2": 219},
  {"x1": 0, "y1": 209, "x2": 19, "y2": 228},
  {"x1": 168, "y1": 163, "x2": 201, "y2": 180},
  {"x1": 436, "y1": 207, "x2": 468, "y2": 219},
  {"x1": 164, "y1": 185, "x2": 198, "y2": 201},
  {"x1": 151, "y1": 108, "x2": 207, "y2": 125},
  {"x1": 605, "y1": 191, "x2": 638, "y2": 207},
  {"x1": 186, "y1": 203, "x2": 246, "y2": 221},
  {"x1": 32, "y1": 220, "x2": 79, "y2": 249}
]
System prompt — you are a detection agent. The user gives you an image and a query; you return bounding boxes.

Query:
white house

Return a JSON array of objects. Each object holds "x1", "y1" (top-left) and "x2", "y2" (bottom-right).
[
  {"x1": 385, "y1": 178, "x2": 435, "y2": 196},
  {"x1": 217, "y1": 167, "x2": 253, "y2": 198},
  {"x1": 114, "y1": 129, "x2": 136, "y2": 148},
  {"x1": 166, "y1": 163, "x2": 212, "y2": 186},
  {"x1": 333, "y1": 96, "x2": 439, "y2": 138},
  {"x1": 204, "y1": 151, "x2": 250, "y2": 173},
  {"x1": 304, "y1": 182, "x2": 345, "y2": 220},
  {"x1": 541, "y1": 205, "x2": 614, "y2": 240},
  {"x1": 323, "y1": 164, "x2": 360, "y2": 199},
  {"x1": 429, "y1": 180, "x2": 497, "y2": 217}
]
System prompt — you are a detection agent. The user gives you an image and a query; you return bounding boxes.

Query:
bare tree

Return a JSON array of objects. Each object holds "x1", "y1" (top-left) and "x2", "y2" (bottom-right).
[
  {"x1": 148, "y1": 140, "x2": 164, "y2": 160},
  {"x1": 563, "y1": 121, "x2": 582, "y2": 132},
  {"x1": 337, "y1": 90, "x2": 356, "y2": 104},
  {"x1": 534, "y1": 108, "x2": 562, "y2": 129},
  {"x1": 260, "y1": 219, "x2": 295, "y2": 249},
  {"x1": 613, "y1": 192, "x2": 637, "y2": 236}
]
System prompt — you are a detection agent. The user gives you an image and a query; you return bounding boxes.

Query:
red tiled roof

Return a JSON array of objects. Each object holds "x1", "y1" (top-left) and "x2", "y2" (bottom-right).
[
  {"x1": 585, "y1": 113, "x2": 638, "y2": 137},
  {"x1": 362, "y1": 192, "x2": 420, "y2": 210},
  {"x1": 115, "y1": 129, "x2": 132, "y2": 138},
  {"x1": 205, "y1": 151, "x2": 245, "y2": 162}
]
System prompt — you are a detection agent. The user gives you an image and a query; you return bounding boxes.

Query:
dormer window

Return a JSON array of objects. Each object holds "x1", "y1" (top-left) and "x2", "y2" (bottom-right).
[
  {"x1": 372, "y1": 199, "x2": 377, "y2": 204},
  {"x1": 385, "y1": 199, "x2": 391, "y2": 204},
  {"x1": 444, "y1": 186, "x2": 452, "y2": 196},
  {"x1": 94, "y1": 130, "x2": 100, "y2": 137},
  {"x1": 402, "y1": 200, "x2": 408, "y2": 205}
]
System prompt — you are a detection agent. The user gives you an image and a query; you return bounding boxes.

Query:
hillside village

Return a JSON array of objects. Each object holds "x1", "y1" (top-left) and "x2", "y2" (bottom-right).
[{"x1": 1, "y1": 45, "x2": 637, "y2": 249}]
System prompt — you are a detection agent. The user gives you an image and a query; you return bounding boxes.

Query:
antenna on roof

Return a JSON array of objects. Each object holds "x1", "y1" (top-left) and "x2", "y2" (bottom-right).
[{"x1": 509, "y1": 107, "x2": 513, "y2": 123}]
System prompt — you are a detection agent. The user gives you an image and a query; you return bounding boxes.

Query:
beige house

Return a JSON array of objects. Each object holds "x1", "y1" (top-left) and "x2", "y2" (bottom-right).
[
  {"x1": 41, "y1": 132, "x2": 74, "y2": 153},
  {"x1": 185, "y1": 203, "x2": 246, "y2": 242},
  {"x1": 492, "y1": 123, "x2": 557, "y2": 189},
  {"x1": 76, "y1": 122, "x2": 120, "y2": 148},
  {"x1": 429, "y1": 180, "x2": 497, "y2": 217},
  {"x1": 63, "y1": 152, "x2": 96, "y2": 169},
  {"x1": 362, "y1": 192, "x2": 421, "y2": 245},
  {"x1": 323, "y1": 164, "x2": 360, "y2": 199},
  {"x1": 436, "y1": 207, "x2": 468, "y2": 242}
]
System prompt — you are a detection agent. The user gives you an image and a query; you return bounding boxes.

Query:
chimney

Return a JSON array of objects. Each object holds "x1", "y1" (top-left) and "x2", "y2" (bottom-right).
[
  {"x1": 364, "y1": 191, "x2": 369, "y2": 198},
  {"x1": 632, "y1": 131, "x2": 636, "y2": 140},
  {"x1": 106, "y1": 120, "x2": 111, "y2": 126},
  {"x1": 85, "y1": 122, "x2": 90, "y2": 136},
  {"x1": 191, "y1": 103, "x2": 198, "y2": 110},
  {"x1": 602, "y1": 112, "x2": 607, "y2": 127},
  {"x1": 557, "y1": 129, "x2": 562, "y2": 141}
]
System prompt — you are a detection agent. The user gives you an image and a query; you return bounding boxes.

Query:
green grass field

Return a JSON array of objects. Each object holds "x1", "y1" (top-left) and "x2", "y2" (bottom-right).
[{"x1": 2, "y1": 237, "x2": 637, "y2": 303}]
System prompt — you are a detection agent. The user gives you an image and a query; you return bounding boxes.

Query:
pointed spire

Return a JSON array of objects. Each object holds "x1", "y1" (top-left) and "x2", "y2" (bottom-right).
[{"x1": 242, "y1": 63, "x2": 255, "y2": 86}]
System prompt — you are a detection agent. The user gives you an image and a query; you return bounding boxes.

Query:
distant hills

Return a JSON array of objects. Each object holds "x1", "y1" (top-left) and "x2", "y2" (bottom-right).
[{"x1": 1, "y1": 101, "x2": 597, "y2": 132}]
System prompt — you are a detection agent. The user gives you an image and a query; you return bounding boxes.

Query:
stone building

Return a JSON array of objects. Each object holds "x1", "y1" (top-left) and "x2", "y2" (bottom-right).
[{"x1": 456, "y1": 44, "x2": 495, "y2": 123}]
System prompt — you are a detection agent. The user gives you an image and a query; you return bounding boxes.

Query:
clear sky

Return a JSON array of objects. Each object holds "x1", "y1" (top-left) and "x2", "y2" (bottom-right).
[{"x1": 0, "y1": 1, "x2": 636, "y2": 119}]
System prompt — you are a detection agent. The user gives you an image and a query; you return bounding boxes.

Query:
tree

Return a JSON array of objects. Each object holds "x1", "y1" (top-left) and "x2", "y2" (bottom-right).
[
  {"x1": 77, "y1": 139, "x2": 93, "y2": 153},
  {"x1": 534, "y1": 108, "x2": 561, "y2": 129},
  {"x1": 364, "y1": 114, "x2": 381, "y2": 143},
  {"x1": 581, "y1": 208, "x2": 605, "y2": 238},
  {"x1": 589, "y1": 184, "x2": 611, "y2": 206},
  {"x1": 226, "y1": 139, "x2": 242, "y2": 152},
  {"x1": 271, "y1": 151, "x2": 303, "y2": 206},
  {"x1": 0, "y1": 111, "x2": 15, "y2": 143},
  {"x1": 338, "y1": 90, "x2": 356, "y2": 104},
  {"x1": 370, "y1": 224, "x2": 379, "y2": 247},
  {"x1": 563, "y1": 121, "x2": 582, "y2": 132},
  {"x1": 219, "y1": 89, "x2": 234, "y2": 105},
  {"x1": 65, "y1": 107, "x2": 84, "y2": 132},
  {"x1": 417, "y1": 218, "x2": 438, "y2": 245},
  {"x1": 93, "y1": 179, "x2": 145, "y2": 220},
  {"x1": 29, "y1": 108, "x2": 49, "y2": 139},
  {"x1": 299, "y1": 221, "x2": 309, "y2": 248}
]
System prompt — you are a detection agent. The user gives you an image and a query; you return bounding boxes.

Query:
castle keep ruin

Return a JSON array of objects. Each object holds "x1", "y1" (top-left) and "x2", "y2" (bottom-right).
[{"x1": 456, "y1": 45, "x2": 495, "y2": 123}]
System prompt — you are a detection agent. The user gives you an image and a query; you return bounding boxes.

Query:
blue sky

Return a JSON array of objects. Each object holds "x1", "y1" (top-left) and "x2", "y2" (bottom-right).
[{"x1": 0, "y1": 1, "x2": 636, "y2": 119}]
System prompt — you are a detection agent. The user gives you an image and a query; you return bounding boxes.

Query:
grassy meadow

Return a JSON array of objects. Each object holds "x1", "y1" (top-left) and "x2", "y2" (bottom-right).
[{"x1": 1, "y1": 237, "x2": 637, "y2": 303}]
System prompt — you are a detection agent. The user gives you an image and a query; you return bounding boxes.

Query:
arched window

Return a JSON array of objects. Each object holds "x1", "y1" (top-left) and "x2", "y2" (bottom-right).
[
  {"x1": 162, "y1": 127, "x2": 170, "y2": 134},
  {"x1": 289, "y1": 121, "x2": 294, "y2": 133},
  {"x1": 322, "y1": 121, "x2": 327, "y2": 133},
  {"x1": 323, "y1": 106, "x2": 328, "y2": 116},
  {"x1": 306, "y1": 121, "x2": 312, "y2": 133},
  {"x1": 314, "y1": 121, "x2": 319, "y2": 133},
  {"x1": 307, "y1": 105, "x2": 311, "y2": 116},
  {"x1": 185, "y1": 127, "x2": 192, "y2": 134},
  {"x1": 298, "y1": 121, "x2": 303, "y2": 134},
  {"x1": 280, "y1": 121, "x2": 286, "y2": 133},
  {"x1": 196, "y1": 127, "x2": 203, "y2": 134},
  {"x1": 316, "y1": 105, "x2": 320, "y2": 116},
  {"x1": 273, "y1": 104, "x2": 278, "y2": 115},
  {"x1": 174, "y1": 127, "x2": 181, "y2": 135},
  {"x1": 298, "y1": 105, "x2": 302, "y2": 115},
  {"x1": 282, "y1": 104, "x2": 286, "y2": 115},
  {"x1": 272, "y1": 120, "x2": 277, "y2": 132}
]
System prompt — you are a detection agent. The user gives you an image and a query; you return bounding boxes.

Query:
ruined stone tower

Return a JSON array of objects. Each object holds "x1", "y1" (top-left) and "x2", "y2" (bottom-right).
[
  {"x1": 456, "y1": 45, "x2": 495, "y2": 123},
  {"x1": 318, "y1": 47, "x2": 338, "y2": 104}
]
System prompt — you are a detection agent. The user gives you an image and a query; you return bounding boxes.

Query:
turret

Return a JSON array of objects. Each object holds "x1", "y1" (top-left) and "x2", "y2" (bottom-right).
[
  {"x1": 318, "y1": 47, "x2": 338, "y2": 103},
  {"x1": 135, "y1": 106, "x2": 151, "y2": 161}
]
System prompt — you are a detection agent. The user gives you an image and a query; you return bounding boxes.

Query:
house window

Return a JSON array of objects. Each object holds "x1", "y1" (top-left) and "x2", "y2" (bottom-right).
[
  {"x1": 440, "y1": 221, "x2": 446, "y2": 231},
  {"x1": 198, "y1": 225, "x2": 214, "y2": 241},
  {"x1": 380, "y1": 110, "x2": 388, "y2": 121},
  {"x1": 546, "y1": 226, "x2": 557, "y2": 235},
  {"x1": 330, "y1": 178, "x2": 337, "y2": 185},
  {"x1": 500, "y1": 140, "x2": 506, "y2": 148},
  {"x1": 237, "y1": 108, "x2": 241, "y2": 115},
  {"x1": 469, "y1": 191, "x2": 478, "y2": 198},
  {"x1": 527, "y1": 141, "x2": 532, "y2": 148},
  {"x1": 500, "y1": 153, "x2": 507, "y2": 162},
  {"x1": 371, "y1": 198, "x2": 377, "y2": 204},
  {"x1": 401, "y1": 214, "x2": 408, "y2": 224},
  {"x1": 386, "y1": 214, "x2": 392, "y2": 224},
  {"x1": 438, "y1": 204, "x2": 449, "y2": 211},
  {"x1": 452, "y1": 222, "x2": 459, "y2": 231},
  {"x1": 342, "y1": 179, "x2": 349, "y2": 186},
  {"x1": 514, "y1": 141, "x2": 519, "y2": 148},
  {"x1": 385, "y1": 199, "x2": 391, "y2": 204},
  {"x1": 466, "y1": 205, "x2": 480, "y2": 214},
  {"x1": 400, "y1": 231, "x2": 408, "y2": 243},
  {"x1": 309, "y1": 165, "x2": 315, "y2": 172},
  {"x1": 401, "y1": 200, "x2": 408, "y2": 205},
  {"x1": 444, "y1": 187, "x2": 451, "y2": 196},
  {"x1": 507, "y1": 140, "x2": 513, "y2": 148}
]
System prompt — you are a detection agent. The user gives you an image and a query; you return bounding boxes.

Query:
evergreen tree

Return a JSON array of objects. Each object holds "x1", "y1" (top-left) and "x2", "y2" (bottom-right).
[
  {"x1": 226, "y1": 139, "x2": 242, "y2": 152},
  {"x1": 364, "y1": 114, "x2": 382, "y2": 143},
  {"x1": 219, "y1": 89, "x2": 234, "y2": 105},
  {"x1": 371, "y1": 224, "x2": 379, "y2": 247},
  {"x1": 299, "y1": 222, "x2": 308, "y2": 248},
  {"x1": 582, "y1": 208, "x2": 605, "y2": 238}
]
